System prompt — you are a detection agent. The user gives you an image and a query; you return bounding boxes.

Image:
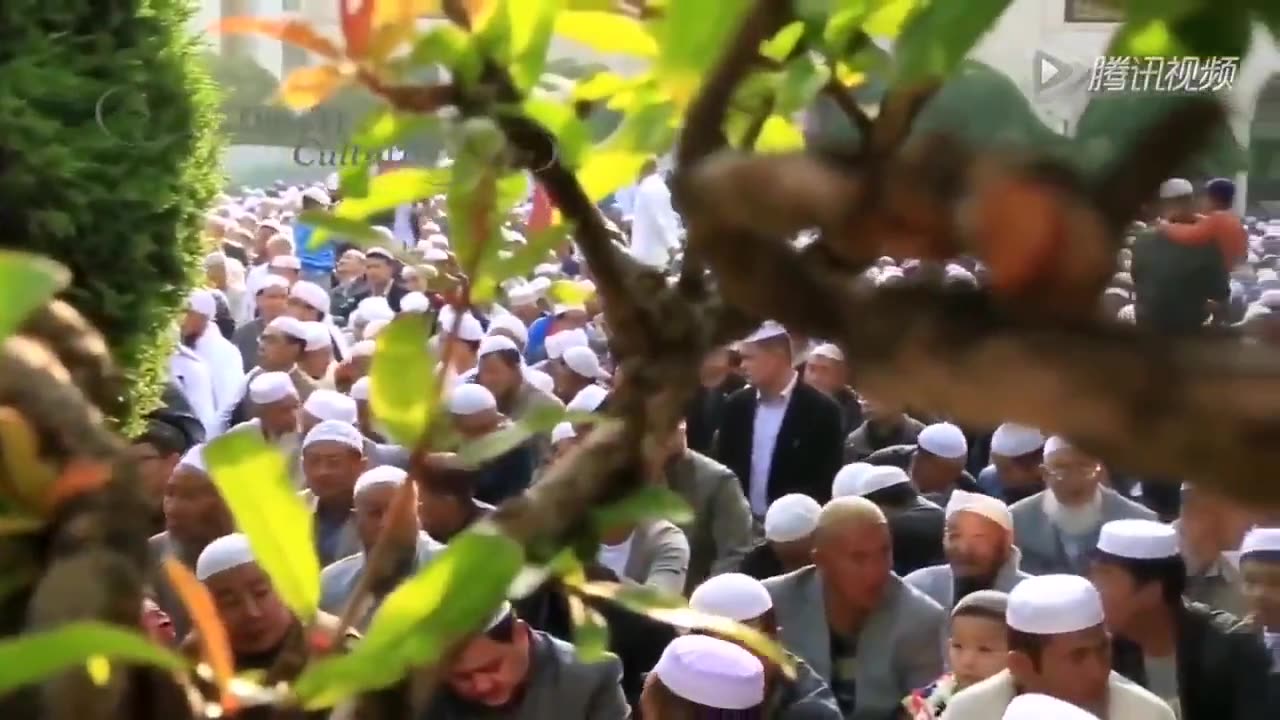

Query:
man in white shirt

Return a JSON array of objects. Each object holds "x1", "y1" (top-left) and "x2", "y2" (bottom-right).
[{"x1": 627, "y1": 158, "x2": 681, "y2": 269}]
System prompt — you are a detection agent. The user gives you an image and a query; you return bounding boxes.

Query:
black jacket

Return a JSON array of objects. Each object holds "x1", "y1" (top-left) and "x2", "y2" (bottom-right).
[
  {"x1": 1132, "y1": 227, "x2": 1229, "y2": 333},
  {"x1": 866, "y1": 485, "x2": 946, "y2": 576},
  {"x1": 714, "y1": 381, "x2": 845, "y2": 507},
  {"x1": 684, "y1": 374, "x2": 747, "y2": 455},
  {"x1": 1111, "y1": 601, "x2": 1273, "y2": 720},
  {"x1": 739, "y1": 541, "x2": 786, "y2": 581}
]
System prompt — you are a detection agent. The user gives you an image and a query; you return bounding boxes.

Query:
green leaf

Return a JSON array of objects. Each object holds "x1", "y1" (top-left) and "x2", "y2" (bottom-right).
[
  {"x1": 577, "y1": 151, "x2": 648, "y2": 202},
  {"x1": 501, "y1": 0, "x2": 563, "y2": 92},
  {"x1": 340, "y1": 111, "x2": 440, "y2": 199},
  {"x1": 568, "y1": 595, "x2": 610, "y2": 662},
  {"x1": 598, "y1": 101, "x2": 678, "y2": 155},
  {"x1": 298, "y1": 210, "x2": 387, "y2": 250},
  {"x1": 754, "y1": 115, "x2": 807, "y2": 153},
  {"x1": 205, "y1": 428, "x2": 321, "y2": 621},
  {"x1": 823, "y1": 4, "x2": 873, "y2": 56},
  {"x1": 489, "y1": 224, "x2": 571, "y2": 279},
  {"x1": 369, "y1": 315, "x2": 436, "y2": 446},
  {"x1": 655, "y1": 0, "x2": 754, "y2": 105},
  {"x1": 294, "y1": 526, "x2": 525, "y2": 708},
  {"x1": 520, "y1": 99, "x2": 591, "y2": 169},
  {"x1": 456, "y1": 403, "x2": 567, "y2": 467},
  {"x1": 761, "y1": 21, "x2": 807, "y2": 62},
  {"x1": 863, "y1": 0, "x2": 925, "y2": 39},
  {"x1": 893, "y1": 0, "x2": 1014, "y2": 83},
  {"x1": 409, "y1": 23, "x2": 471, "y2": 66},
  {"x1": 573, "y1": 71, "x2": 633, "y2": 102},
  {"x1": 555, "y1": 11, "x2": 659, "y2": 57},
  {"x1": 776, "y1": 54, "x2": 831, "y2": 115},
  {"x1": 592, "y1": 486, "x2": 694, "y2": 530},
  {"x1": 446, "y1": 151, "x2": 501, "y2": 272},
  {"x1": 0, "y1": 622, "x2": 187, "y2": 695},
  {"x1": 334, "y1": 168, "x2": 451, "y2": 223},
  {"x1": 0, "y1": 252, "x2": 70, "y2": 342}
]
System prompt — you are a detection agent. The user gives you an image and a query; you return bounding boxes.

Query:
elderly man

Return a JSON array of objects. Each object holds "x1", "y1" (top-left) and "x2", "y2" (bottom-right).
[
  {"x1": 905, "y1": 490, "x2": 1030, "y2": 614},
  {"x1": 864, "y1": 422, "x2": 980, "y2": 505},
  {"x1": 319, "y1": 466, "x2": 443, "y2": 629},
  {"x1": 232, "y1": 275, "x2": 290, "y2": 370},
  {"x1": 182, "y1": 290, "x2": 245, "y2": 413},
  {"x1": 449, "y1": 384, "x2": 535, "y2": 505},
  {"x1": 299, "y1": 420, "x2": 366, "y2": 566},
  {"x1": 1011, "y1": 436, "x2": 1156, "y2": 576},
  {"x1": 223, "y1": 316, "x2": 318, "y2": 430},
  {"x1": 835, "y1": 463, "x2": 945, "y2": 576},
  {"x1": 802, "y1": 343, "x2": 862, "y2": 433},
  {"x1": 1090, "y1": 519, "x2": 1270, "y2": 720},
  {"x1": 976, "y1": 423, "x2": 1046, "y2": 504},
  {"x1": 943, "y1": 574, "x2": 1175, "y2": 720},
  {"x1": 690, "y1": 572, "x2": 841, "y2": 719},
  {"x1": 765, "y1": 497, "x2": 945, "y2": 720},
  {"x1": 740, "y1": 493, "x2": 821, "y2": 581}
]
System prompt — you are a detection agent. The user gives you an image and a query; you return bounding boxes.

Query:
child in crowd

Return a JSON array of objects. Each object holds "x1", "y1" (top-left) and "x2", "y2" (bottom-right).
[{"x1": 902, "y1": 590, "x2": 1011, "y2": 720}]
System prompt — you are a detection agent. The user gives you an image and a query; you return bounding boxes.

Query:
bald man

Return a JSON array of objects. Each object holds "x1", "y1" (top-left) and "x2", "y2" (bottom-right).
[{"x1": 765, "y1": 497, "x2": 945, "y2": 720}]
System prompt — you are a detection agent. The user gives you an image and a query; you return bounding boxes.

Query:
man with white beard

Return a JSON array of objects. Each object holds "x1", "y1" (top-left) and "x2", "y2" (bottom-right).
[{"x1": 1010, "y1": 437, "x2": 1156, "y2": 575}]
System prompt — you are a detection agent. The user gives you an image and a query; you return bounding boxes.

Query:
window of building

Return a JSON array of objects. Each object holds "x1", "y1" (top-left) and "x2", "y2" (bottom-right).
[{"x1": 1065, "y1": 0, "x2": 1124, "y2": 22}]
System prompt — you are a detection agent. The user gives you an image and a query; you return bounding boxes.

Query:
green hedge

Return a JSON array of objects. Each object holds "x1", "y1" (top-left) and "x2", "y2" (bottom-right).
[{"x1": 0, "y1": 0, "x2": 224, "y2": 433}]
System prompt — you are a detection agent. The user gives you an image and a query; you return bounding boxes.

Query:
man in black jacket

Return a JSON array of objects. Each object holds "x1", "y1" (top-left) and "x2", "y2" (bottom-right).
[
  {"x1": 1090, "y1": 519, "x2": 1271, "y2": 720},
  {"x1": 713, "y1": 322, "x2": 844, "y2": 519}
]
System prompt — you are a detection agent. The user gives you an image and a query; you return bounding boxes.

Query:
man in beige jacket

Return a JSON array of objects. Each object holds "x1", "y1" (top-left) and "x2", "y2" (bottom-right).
[{"x1": 943, "y1": 574, "x2": 1174, "y2": 720}]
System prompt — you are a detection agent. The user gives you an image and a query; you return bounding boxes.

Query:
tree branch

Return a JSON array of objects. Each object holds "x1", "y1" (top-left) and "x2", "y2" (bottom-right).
[{"x1": 822, "y1": 79, "x2": 874, "y2": 147}]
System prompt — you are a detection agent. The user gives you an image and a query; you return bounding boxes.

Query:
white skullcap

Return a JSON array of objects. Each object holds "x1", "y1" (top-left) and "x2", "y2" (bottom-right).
[
  {"x1": 507, "y1": 285, "x2": 537, "y2": 307},
  {"x1": 689, "y1": 573, "x2": 773, "y2": 622},
  {"x1": 553, "y1": 302, "x2": 586, "y2": 316},
  {"x1": 566, "y1": 384, "x2": 608, "y2": 413},
  {"x1": 652, "y1": 635, "x2": 765, "y2": 710},
  {"x1": 743, "y1": 321, "x2": 787, "y2": 344},
  {"x1": 546, "y1": 328, "x2": 589, "y2": 360},
  {"x1": 1158, "y1": 178, "x2": 1194, "y2": 199},
  {"x1": 400, "y1": 292, "x2": 431, "y2": 313},
  {"x1": 289, "y1": 281, "x2": 330, "y2": 314},
  {"x1": 269, "y1": 254, "x2": 302, "y2": 270},
  {"x1": 302, "y1": 186, "x2": 330, "y2": 204},
  {"x1": 203, "y1": 251, "x2": 226, "y2": 269},
  {"x1": 1097, "y1": 519, "x2": 1179, "y2": 559},
  {"x1": 550, "y1": 421, "x2": 577, "y2": 445},
  {"x1": 853, "y1": 466, "x2": 910, "y2": 495},
  {"x1": 177, "y1": 444, "x2": 207, "y2": 473},
  {"x1": 302, "y1": 321, "x2": 331, "y2": 352},
  {"x1": 353, "y1": 465, "x2": 408, "y2": 498},
  {"x1": 562, "y1": 346, "x2": 606, "y2": 380},
  {"x1": 533, "y1": 263, "x2": 559, "y2": 276},
  {"x1": 831, "y1": 462, "x2": 874, "y2": 498},
  {"x1": 187, "y1": 290, "x2": 217, "y2": 319},
  {"x1": 426, "y1": 233, "x2": 450, "y2": 248},
  {"x1": 1258, "y1": 289, "x2": 1280, "y2": 309},
  {"x1": 350, "y1": 340, "x2": 377, "y2": 358},
  {"x1": 356, "y1": 297, "x2": 395, "y2": 323},
  {"x1": 1006, "y1": 574, "x2": 1104, "y2": 635},
  {"x1": 990, "y1": 423, "x2": 1045, "y2": 457},
  {"x1": 917, "y1": 422, "x2": 968, "y2": 459},
  {"x1": 363, "y1": 319, "x2": 391, "y2": 340},
  {"x1": 440, "y1": 309, "x2": 484, "y2": 342},
  {"x1": 763, "y1": 493, "x2": 822, "y2": 542},
  {"x1": 1043, "y1": 435, "x2": 1073, "y2": 457},
  {"x1": 349, "y1": 375, "x2": 371, "y2": 401},
  {"x1": 365, "y1": 247, "x2": 395, "y2": 261},
  {"x1": 303, "y1": 389, "x2": 358, "y2": 424},
  {"x1": 810, "y1": 343, "x2": 844, "y2": 362},
  {"x1": 448, "y1": 383, "x2": 497, "y2": 415},
  {"x1": 487, "y1": 314, "x2": 529, "y2": 346},
  {"x1": 422, "y1": 247, "x2": 450, "y2": 262},
  {"x1": 1239, "y1": 527, "x2": 1280, "y2": 559},
  {"x1": 195, "y1": 533, "x2": 256, "y2": 581},
  {"x1": 249, "y1": 371, "x2": 298, "y2": 404},
  {"x1": 945, "y1": 489, "x2": 1013, "y2": 532},
  {"x1": 525, "y1": 368, "x2": 554, "y2": 394},
  {"x1": 527, "y1": 276, "x2": 551, "y2": 294},
  {"x1": 266, "y1": 315, "x2": 308, "y2": 341},
  {"x1": 257, "y1": 275, "x2": 290, "y2": 293},
  {"x1": 303, "y1": 419, "x2": 364, "y2": 452},
  {"x1": 478, "y1": 334, "x2": 520, "y2": 357},
  {"x1": 1003, "y1": 694, "x2": 1100, "y2": 720}
]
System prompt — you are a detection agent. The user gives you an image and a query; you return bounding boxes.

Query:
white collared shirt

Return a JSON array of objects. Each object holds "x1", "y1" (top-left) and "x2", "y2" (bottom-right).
[{"x1": 748, "y1": 372, "x2": 798, "y2": 516}]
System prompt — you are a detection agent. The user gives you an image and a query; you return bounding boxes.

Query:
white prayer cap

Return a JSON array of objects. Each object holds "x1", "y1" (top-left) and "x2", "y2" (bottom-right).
[
  {"x1": 853, "y1": 466, "x2": 910, "y2": 495},
  {"x1": 546, "y1": 328, "x2": 589, "y2": 360},
  {"x1": 945, "y1": 489, "x2": 1013, "y2": 532},
  {"x1": 248, "y1": 371, "x2": 298, "y2": 404},
  {"x1": 301, "y1": 186, "x2": 330, "y2": 204},
  {"x1": 350, "y1": 340, "x2": 377, "y2": 358},
  {"x1": 567, "y1": 384, "x2": 608, "y2": 413},
  {"x1": 365, "y1": 247, "x2": 395, "y2": 261},
  {"x1": 1259, "y1": 289, "x2": 1280, "y2": 309},
  {"x1": 448, "y1": 383, "x2": 497, "y2": 415},
  {"x1": 533, "y1": 263, "x2": 559, "y2": 276},
  {"x1": 551, "y1": 421, "x2": 576, "y2": 445},
  {"x1": 196, "y1": 533, "x2": 256, "y2": 581},
  {"x1": 689, "y1": 573, "x2": 773, "y2": 622},
  {"x1": 478, "y1": 334, "x2": 520, "y2": 357},
  {"x1": 528, "y1": 276, "x2": 551, "y2": 294},
  {"x1": 1096, "y1": 519, "x2": 1179, "y2": 559},
  {"x1": 990, "y1": 423, "x2": 1045, "y2": 457},
  {"x1": 452, "y1": 312, "x2": 484, "y2": 342},
  {"x1": 266, "y1": 315, "x2": 308, "y2": 341},
  {"x1": 422, "y1": 247, "x2": 450, "y2": 262},
  {"x1": 1043, "y1": 435, "x2": 1073, "y2": 457},
  {"x1": 1006, "y1": 574, "x2": 1104, "y2": 635},
  {"x1": 363, "y1": 319, "x2": 391, "y2": 340},
  {"x1": 203, "y1": 251, "x2": 227, "y2": 269},
  {"x1": 289, "y1": 281, "x2": 329, "y2": 314},
  {"x1": 302, "y1": 321, "x2": 331, "y2": 352},
  {"x1": 526, "y1": 368, "x2": 554, "y2": 394},
  {"x1": 1158, "y1": 178, "x2": 1194, "y2": 199},
  {"x1": 562, "y1": 346, "x2": 606, "y2": 380},
  {"x1": 810, "y1": 343, "x2": 844, "y2": 362},
  {"x1": 553, "y1": 302, "x2": 586, "y2": 316},
  {"x1": 354, "y1": 465, "x2": 408, "y2": 498},
  {"x1": 356, "y1": 296, "x2": 395, "y2": 323},
  {"x1": 1239, "y1": 527, "x2": 1280, "y2": 559},
  {"x1": 350, "y1": 375, "x2": 371, "y2": 401},
  {"x1": 257, "y1": 275, "x2": 290, "y2": 293},
  {"x1": 487, "y1": 314, "x2": 529, "y2": 346},
  {"x1": 303, "y1": 419, "x2": 364, "y2": 452},
  {"x1": 507, "y1": 285, "x2": 537, "y2": 307},
  {"x1": 187, "y1": 290, "x2": 217, "y2": 318},
  {"x1": 426, "y1": 233, "x2": 450, "y2": 248},
  {"x1": 743, "y1": 321, "x2": 787, "y2": 344},
  {"x1": 763, "y1": 493, "x2": 821, "y2": 543},
  {"x1": 832, "y1": 462, "x2": 874, "y2": 498},
  {"x1": 400, "y1": 292, "x2": 431, "y2": 313},
  {"x1": 652, "y1": 635, "x2": 765, "y2": 710},
  {"x1": 1003, "y1": 694, "x2": 1099, "y2": 720},
  {"x1": 917, "y1": 422, "x2": 967, "y2": 460},
  {"x1": 269, "y1": 254, "x2": 302, "y2": 270},
  {"x1": 176, "y1": 444, "x2": 207, "y2": 473},
  {"x1": 303, "y1": 389, "x2": 358, "y2": 424}
]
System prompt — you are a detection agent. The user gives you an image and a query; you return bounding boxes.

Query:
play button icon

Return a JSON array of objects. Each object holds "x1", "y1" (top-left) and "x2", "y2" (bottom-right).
[{"x1": 1034, "y1": 51, "x2": 1072, "y2": 92}]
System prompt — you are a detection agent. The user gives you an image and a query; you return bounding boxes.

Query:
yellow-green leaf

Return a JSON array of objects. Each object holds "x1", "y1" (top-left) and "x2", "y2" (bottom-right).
[
  {"x1": 298, "y1": 210, "x2": 386, "y2": 249},
  {"x1": 369, "y1": 315, "x2": 435, "y2": 446},
  {"x1": 894, "y1": 0, "x2": 1014, "y2": 83},
  {"x1": 0, "y1": 622, "x2": 186, "y2": 696},
  {"x1": 0, "y1": 252, "x2": 70, "y2": 342},
  {"x1": 520, "y1": 99, "x2": 590, "y2": 168},
  {"x1": 577, "y1": 151, "x2": 649, "y2": 203},
  {"x1": 340, "y1": 110, "x2": 440, "y2": 199},
  {"x1": 277, "y1": 65, "x2": 348, "y2": 112},
  {"x1": 554, "y1": 11, "x2": 659, "y2": 57},
  {"x1": 655, "y1": 0, "x2": 753, "y2": 106},
  {"x1": 761, "y1": 20, "x2": 806, "y2": 62},
  {"x1": 334, "y1": 168, "x2": 451, "y2": 222},
  {"x1": 294, "y1": 526, "x2": 525, "y2": 708},
  {"x1": 573, "y1": 71, "x2": 631, "y2": 102},
  {"x1": 568, "y1": 595, "x2": 610, "y2": 662},
  {"x1": 205, "y1": 428, "x2": 321, "y2": 621},
  {"x1": 863, "y1": 0, "x2": 924, "y2": 39},
  {"x1": 456, "y1": 403, "x2": 567, "y2": 467},
  {"x1": 598, "y1": 100, "x2": 678, "y2": 155},
  {"x1": 776, "y1": 53, "x2": 831, "y2": 115},
  {"x1": 592, "y1": 486, "x2": 694, "y2": 530},
  {"x1": 754, "y1": 115, "x2": 807, "y2": 153},
  {"x1": 502, "y1": 0, "x2": 562, "y2": 92}
]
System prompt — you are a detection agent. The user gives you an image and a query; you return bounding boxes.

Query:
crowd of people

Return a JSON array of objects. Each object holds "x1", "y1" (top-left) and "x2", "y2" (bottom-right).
[{"x1": 128, "y1": 163, "x2": 1280, "y2": 720}]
